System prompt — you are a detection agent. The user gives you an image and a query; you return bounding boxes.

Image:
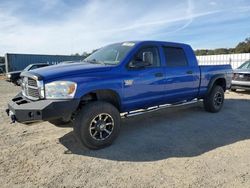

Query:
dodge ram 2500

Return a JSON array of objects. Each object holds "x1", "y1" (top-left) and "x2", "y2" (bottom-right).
[{"x1": 6, "y1": 41, "x2": 233, "y2": 149}]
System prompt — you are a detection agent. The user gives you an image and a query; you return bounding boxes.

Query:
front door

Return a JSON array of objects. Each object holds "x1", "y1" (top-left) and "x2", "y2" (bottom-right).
[{"x1": 122, "y1": 46, "x2": 166, "y2": 111}]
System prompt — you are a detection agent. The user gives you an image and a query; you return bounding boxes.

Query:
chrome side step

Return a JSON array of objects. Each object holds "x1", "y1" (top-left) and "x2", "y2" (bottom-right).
[{"x1": 121, "y1": 99, "x2": 199, "y2": 118}]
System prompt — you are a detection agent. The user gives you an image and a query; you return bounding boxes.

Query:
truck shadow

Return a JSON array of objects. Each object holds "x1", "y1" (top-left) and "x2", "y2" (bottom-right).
[
  {"x1": 231, "y1": 90, "x2": 250, "y2": 95},
  {"x1": 59, "y1": 98, "x2": 250, "y2": 162}
]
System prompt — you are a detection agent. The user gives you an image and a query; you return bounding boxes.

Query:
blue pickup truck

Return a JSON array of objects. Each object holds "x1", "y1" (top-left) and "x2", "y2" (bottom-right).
[{"x1": 7, "y1": 41, "x2": 232, "y2": 149}]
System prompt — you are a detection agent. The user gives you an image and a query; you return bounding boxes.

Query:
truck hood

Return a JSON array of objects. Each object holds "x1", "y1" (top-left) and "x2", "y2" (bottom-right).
[
  {"x1": 234, "y1": 68, "x2": 250, "y2": 74},
  {"x1": 30, "y1": 62, "x2": 112, "y2": 80}
]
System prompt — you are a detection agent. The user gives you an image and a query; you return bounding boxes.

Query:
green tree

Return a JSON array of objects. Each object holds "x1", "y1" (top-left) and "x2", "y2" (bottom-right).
[
  {"x1": 195, "y1": 50, "x2": 208, "y2": 55},
  {"x1": 235, "y1": 38, "x2": 250, "y2": 53},
  {"x1": 207, "y1": 50, "x2": 215, "y2": 55},
  {"x1": 195, "y1": 37, "x2": 250, "y2": 55},
  {"x1": 82, "y1": 52, "x2": 89, "y2": 57}
]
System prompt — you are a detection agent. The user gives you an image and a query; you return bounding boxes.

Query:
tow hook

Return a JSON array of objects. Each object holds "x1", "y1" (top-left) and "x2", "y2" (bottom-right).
[{"x1": 6, "y1": 109, "x2": 16, "y2": 124}]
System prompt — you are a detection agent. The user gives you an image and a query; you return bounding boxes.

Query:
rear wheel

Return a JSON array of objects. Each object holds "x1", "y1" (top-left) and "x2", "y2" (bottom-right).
[
  {"x1": 73, "y1": 101, "x2": 121, "y2": 149},
  {"x1": 203, "y1": 85, "x2": 224, "y2": 113}
]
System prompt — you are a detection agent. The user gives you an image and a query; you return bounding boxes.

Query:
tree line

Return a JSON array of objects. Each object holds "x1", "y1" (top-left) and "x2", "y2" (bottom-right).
[
  {"x1": 76, "y1": 37, "x2": 250, "y2": 57},
  {"x1": 71, "y1": 49, "x2": 98, "y2": 58},
  {"x1": 195, "y1": 37, "x2": 250, "y2": 56}
]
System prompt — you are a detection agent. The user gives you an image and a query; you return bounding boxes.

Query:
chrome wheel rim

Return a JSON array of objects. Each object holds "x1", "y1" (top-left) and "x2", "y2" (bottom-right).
[
  {"x1": 89, "y1": 113, "x2": 114, "y2": 141},
  {"x1": 214, "y1": 92, "x2": 223, "y2": 107}
]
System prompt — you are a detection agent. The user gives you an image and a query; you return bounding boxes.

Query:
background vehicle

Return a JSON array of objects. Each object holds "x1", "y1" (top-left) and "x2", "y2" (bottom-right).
[
  {"x1": 5, "y1": 53, "x2": 83, "y2": 72},
  {"x1": 231, "y1": 60, "x2": 250, "y2": 91},
  {"x1": 6, "y1": 63, "x2": 50, "y2": 85},
  {"x1": 7, "y1": 41, "x2": 233, "y2": 149},
  {"x1": 0, "y1": 64, "x2": 5, "y2": 74}
]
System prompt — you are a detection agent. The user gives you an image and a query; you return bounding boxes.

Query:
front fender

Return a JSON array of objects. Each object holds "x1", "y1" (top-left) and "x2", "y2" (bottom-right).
[{"x1": 74, "y1": 76, "x2": 124, "y2": 102}]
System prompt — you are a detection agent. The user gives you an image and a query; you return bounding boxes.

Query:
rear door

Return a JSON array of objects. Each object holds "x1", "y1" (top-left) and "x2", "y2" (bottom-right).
[{"x1": 162, "y1": 46, "x2": 200, "y2": 102}]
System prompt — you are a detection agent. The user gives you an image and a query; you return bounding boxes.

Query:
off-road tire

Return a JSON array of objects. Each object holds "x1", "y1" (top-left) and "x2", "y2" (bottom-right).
[
  {"x1": 203, "y1": 85, "x2": 224, "y2": 113},
  {"x1": 73, "y1": 101, "x2": 121, "y2": 149}
]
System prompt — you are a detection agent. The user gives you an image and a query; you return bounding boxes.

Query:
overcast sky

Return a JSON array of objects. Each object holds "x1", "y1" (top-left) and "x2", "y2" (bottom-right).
[{"x1": 0, "y1": 0, "x2": 250, "y2": 55}]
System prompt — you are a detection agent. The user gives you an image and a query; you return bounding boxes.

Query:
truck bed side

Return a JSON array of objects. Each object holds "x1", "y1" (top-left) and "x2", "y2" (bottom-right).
[{"x1": 199, "y1": 64, "x2": 233, "y2": 97}]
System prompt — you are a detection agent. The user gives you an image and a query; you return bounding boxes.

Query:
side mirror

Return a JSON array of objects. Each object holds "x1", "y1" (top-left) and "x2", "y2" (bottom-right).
[
  {"x1": 142, "y1": 52, "x2": 153, "y2": 66},
  {"x1": 129, "y1": 51, "x2": 153, "y2": 69}
]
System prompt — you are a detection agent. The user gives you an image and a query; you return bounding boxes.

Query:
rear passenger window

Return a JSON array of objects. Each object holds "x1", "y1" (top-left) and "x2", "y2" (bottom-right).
[{"x1": 163, "y1": 47, "x2": 188, "y2": 67}]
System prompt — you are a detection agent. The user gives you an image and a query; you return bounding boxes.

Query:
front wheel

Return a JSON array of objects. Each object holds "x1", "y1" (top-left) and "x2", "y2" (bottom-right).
[
  {"x1": 73, "y1": 101, "x2": 121, "y2": 149},
  {"x1": 203, "y1": 85, "x2": 224, "y2": 113}
]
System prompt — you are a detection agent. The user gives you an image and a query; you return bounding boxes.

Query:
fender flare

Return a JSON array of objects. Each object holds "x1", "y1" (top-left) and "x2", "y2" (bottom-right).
[
  {"x1": 80, "y1": 89, "x2": 122, "y2": 111},
  {"x1": 206, "y1": 74, "x2": 226, "y2": 95}
]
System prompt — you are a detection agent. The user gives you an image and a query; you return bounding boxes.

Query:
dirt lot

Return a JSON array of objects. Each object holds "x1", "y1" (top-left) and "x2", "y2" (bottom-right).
[{"x1": 0, "y1": 80, "x2": 250, "y2": 188}]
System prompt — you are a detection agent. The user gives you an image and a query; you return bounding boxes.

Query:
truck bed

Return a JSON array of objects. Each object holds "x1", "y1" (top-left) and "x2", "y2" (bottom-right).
[{"x1": 199, "y1": 64, "x2": 233, "y2": 97}]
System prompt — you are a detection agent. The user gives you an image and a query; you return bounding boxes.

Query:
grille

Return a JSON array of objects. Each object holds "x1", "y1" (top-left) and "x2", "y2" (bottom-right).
[
  {"x1": 28, "y1": 78, "x2": 38, "y2": 87},
  {"x1": 22, "y1": 77, "x2": 40, "y2": 100},
  {"x1": 234, "y1": 73, "x2": 250, "y2": 81}
]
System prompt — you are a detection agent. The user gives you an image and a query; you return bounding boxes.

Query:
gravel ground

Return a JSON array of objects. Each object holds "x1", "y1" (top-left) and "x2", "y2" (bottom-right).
[{"x1": 0, "y1": 80, "x2": 250, "y2": 188}]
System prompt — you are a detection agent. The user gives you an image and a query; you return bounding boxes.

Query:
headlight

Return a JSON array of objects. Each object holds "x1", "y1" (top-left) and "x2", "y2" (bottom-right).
[
  {"x1": 7, "y1": 74, "x2": 11, "y2": 78},
  {"x1": 45, "y1": 81, "x2": 77, "y2": 99}
]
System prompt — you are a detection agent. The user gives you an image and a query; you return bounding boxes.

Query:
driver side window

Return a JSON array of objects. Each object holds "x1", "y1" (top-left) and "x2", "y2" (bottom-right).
[{"x1": 131, "y1": 46, "x2": 160, "y2": 68}]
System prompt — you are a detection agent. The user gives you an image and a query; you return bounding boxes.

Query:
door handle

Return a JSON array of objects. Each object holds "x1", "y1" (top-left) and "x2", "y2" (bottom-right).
[
  {"x1": 154, "y1": 72, "x2": 164, "y2": 77},
  {"x1": 186, "y1": 70, "x2": 193, "y2": 74}
]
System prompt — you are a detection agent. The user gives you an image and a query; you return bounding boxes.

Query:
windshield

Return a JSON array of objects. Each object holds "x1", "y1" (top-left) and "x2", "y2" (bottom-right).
[
  {"x1": 238, "y1": 60, "x2": 250, "y2": 69},
  {"x1": 84, "y1": 42, "x2": 135, "y2": 65}
]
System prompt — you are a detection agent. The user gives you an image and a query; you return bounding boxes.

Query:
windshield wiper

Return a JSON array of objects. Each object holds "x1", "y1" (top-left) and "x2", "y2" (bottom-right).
[{"x1": 84, "y1": 59, "x2": 105, "y2": 65}]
